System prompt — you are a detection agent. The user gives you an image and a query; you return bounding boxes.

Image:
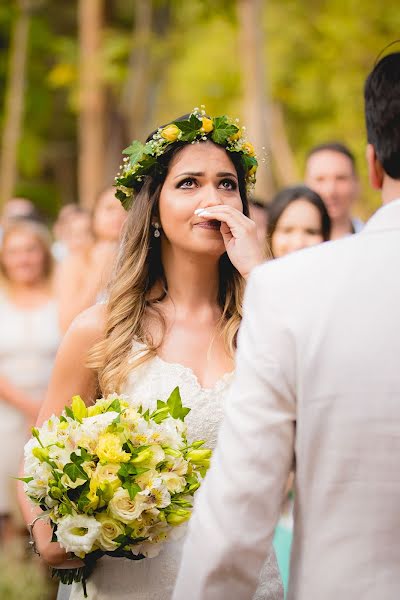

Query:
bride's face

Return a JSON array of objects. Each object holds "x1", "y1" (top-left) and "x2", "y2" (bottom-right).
[{"x1": 158, "y1": 141, "x2": 243, "y2": 257}]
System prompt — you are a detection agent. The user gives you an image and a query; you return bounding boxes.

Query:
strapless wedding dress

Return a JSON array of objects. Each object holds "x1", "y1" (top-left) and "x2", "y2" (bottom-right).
[{"x1": 70, "y1": 348, "x2": 283, "y2": 600}]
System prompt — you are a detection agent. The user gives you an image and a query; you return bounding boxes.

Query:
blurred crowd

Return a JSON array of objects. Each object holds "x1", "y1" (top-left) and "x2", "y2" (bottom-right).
[{"x1": 0, "y1": 140, "x2": 364, "y2": 596}]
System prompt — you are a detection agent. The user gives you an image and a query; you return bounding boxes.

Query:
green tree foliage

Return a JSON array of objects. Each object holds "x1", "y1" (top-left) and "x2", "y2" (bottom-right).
[{"x1": 1, "y1": 0, "x2": 399, "y2": 217}]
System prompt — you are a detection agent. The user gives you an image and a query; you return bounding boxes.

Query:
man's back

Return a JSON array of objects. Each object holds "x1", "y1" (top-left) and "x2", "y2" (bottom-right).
[{"x1": 265, "y1": 201, "x2": 400, "y2": 598}]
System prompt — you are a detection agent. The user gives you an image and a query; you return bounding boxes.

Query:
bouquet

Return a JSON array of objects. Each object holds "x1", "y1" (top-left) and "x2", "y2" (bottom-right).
[{"x1": 21, "y1": 388, "x2": 211, "y2": 597}]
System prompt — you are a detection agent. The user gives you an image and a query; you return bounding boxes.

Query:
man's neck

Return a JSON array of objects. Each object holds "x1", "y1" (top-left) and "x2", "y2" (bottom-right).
[
  {"x1": 381, "y1": 176, "x2": 400, "y2": 205},
  {"x1": 330, "y1": 216, "x2": 354, "y2": 240}
]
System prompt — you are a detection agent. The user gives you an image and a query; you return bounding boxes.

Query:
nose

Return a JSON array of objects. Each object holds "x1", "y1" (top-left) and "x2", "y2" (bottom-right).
[
  {"x1": 197, "y1": 182, "x2": 222, "y2": 210},
  {"x1": 288, "y1": 232, "x2": 308, "y2": 253}
]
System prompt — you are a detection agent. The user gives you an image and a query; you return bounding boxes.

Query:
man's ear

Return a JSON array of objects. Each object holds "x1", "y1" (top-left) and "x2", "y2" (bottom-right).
[{"x1": 366, "y1": 144, "x2": 384, "y2": 190}]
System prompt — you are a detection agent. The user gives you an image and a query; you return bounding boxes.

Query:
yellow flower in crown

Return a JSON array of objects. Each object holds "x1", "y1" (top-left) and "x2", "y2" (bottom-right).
[
  {"x1": 200, "y1": 117, "x2": 213, "y2": 133},
  {"x1": 96, "y1": 433, "x2": 131, "y2": 464},
  {"x1": 161, "y1": 124, "x2": 181, "y2": 142},
  {"x1": 248, "y1": 165, "x2": 257, "y2": 177},
  {"x1": 242, "y1": 141, "x2": 256, "y2": 157},
  {"x1": 229, "y1": 129, "x2": 242, "y2": 141}
]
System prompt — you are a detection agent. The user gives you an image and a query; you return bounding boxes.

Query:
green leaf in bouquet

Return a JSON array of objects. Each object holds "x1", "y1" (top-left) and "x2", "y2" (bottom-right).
[
  {"x1": 175, "y1": 114, "x2": 202, "y2": 142},
  {"x1": 65, "y1": 406, "x2": 74, "y2": 420},
  {"x1": 77, "y1": 484, "x2": 91, "y2": 512},
  {"x1": 122, "y1": 439, "x2": 142, "y2": 456},
  {"x1": 122, "y1": 480, "x2": 141, "y2": 500},
  {"x1": 151, "y1": 400, "x2": 170, "y2": 424},
  {"x1": 211, "y1": 116, "x2": 238, "y2": 145},
  {"x1": 59, "y1": 415, "x2": 67, "y2": 423},
  {"x1": 118, "y1": 462, "x2": 148, "y2": 479},
  {"x1": 15, "y1": 476, "x2": 34, "y2": 483},
  {"x1": 197, "y1": 466, "x2": 209, "y2": 478},
  {"x1": 167, "y1": 387, "x2": 191, "y2": 421},
  {"x1": 64, "y1": 462, "x2": 88, "y2": 483},
  {"x1": 77, "y1": 447, "x2": 94, "y2": 462},
  {"x1": 108, "y1": 398, "x2": 122, "y2": 413}
]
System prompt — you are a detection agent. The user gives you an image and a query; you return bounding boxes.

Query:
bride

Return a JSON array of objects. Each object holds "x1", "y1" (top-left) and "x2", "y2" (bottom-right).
[{"x1": 27, "y1": 109, "x2": 283, "y2": 599}]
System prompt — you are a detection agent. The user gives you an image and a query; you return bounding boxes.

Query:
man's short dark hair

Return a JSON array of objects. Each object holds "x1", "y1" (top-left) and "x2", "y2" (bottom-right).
[
  {"x1": 306, "y1": 142, "x2": 357, "y2": 174},
  {"x1": 364, "y1": 52, "x2": 400, "y2": 180}
]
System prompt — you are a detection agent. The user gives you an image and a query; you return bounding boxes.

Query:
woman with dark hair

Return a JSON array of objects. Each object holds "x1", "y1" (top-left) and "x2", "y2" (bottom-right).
[
  {"x1": 267, "y1": 185, "x2": 331, "y2": 258},
  {"x1": 21, "y1": 108, "x2": 282, "y2": 599}
]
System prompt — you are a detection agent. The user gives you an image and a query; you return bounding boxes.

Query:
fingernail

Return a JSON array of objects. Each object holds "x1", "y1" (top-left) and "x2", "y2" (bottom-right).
[{"x1": 194, "y1": 209, "x2": 205, "y2": 215}]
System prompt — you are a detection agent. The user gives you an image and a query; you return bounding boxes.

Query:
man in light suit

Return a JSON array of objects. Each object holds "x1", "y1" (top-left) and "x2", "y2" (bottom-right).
[{"x1": 172, "y1": 52, "x2": 400, "y2": 600}]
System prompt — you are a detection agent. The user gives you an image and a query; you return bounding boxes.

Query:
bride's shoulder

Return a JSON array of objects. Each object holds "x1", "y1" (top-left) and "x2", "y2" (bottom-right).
[{"x1": 64, "y1": 304, "x2": 105, "y2": 348}]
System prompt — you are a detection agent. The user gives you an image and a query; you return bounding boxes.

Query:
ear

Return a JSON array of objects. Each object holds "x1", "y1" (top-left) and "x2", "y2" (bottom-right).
[{"x1": 366, "y1": 144, "x2": 384, "y2": 190}]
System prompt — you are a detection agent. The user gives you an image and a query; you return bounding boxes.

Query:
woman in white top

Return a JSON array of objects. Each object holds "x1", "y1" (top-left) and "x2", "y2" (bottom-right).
[
  {"x1": 0, "y1": 219, "x2": 61, "y2": 541},
  {"x1": 23, "y1": 109, "x2": 283, "y2": 599}
]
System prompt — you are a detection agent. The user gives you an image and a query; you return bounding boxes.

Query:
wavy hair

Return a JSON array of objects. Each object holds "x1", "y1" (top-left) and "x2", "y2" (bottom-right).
[{"x1": 89, "y1": 141, "x2": 250, "y2": 395}]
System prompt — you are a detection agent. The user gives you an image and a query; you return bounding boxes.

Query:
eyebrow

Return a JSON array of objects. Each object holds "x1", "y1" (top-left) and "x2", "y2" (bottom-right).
[{"x1": 174, "y1": 171, "x2": 238, "y2": 180}]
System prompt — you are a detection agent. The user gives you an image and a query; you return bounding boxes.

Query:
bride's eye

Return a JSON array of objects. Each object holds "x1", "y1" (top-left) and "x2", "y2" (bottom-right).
[
  {"x1": 219, "y1": 178, "x2": 237, "y2": 191},
  {"x1": 177, "y1": 178, "x2": 197, "y2": 189}
]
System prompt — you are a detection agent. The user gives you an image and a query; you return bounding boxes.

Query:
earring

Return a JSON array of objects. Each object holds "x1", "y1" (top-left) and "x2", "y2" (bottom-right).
[{"x1": 153, "y1": 222, "x2": 161, "y2": 238}]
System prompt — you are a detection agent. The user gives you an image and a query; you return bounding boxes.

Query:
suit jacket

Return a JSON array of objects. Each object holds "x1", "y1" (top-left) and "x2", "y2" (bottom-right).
[{"x1": 172, "y1": 200, "x2": 400, "y2": 600}]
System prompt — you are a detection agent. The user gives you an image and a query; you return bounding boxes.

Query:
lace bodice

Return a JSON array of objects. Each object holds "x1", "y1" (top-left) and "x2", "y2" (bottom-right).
[
  {"x1": 70, "y1": 347, "x2": 283, "y2": 600},
  {"x1": 124, "y1": 347, "x2": 234, "y2": 449}
]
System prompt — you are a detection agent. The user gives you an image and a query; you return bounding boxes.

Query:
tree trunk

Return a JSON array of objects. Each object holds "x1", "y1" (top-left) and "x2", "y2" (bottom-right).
[
  {"x1": 0, "y1": 0, "x2": 31, "y2": 208},
  {"x1": 120, "y1": 0, "x2": 153, "y2": 142},
  {"x1": 237, "y1": 0, "x2": 274, "y2": 202},
  {"x1": 269, "y1": 103, "x2": 298, "y2": 188},
  {"x1": 78, "y1": 0, "x2": 106, "y2": 209}
]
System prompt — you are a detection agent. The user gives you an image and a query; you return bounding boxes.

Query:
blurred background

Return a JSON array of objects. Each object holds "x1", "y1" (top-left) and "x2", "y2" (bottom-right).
[
  {"x1": 0, "y1": 1, "x2": 399, "y2": 598},
  {"x1": 1, "y1": 0, "x2": 400, "y2": 217}
]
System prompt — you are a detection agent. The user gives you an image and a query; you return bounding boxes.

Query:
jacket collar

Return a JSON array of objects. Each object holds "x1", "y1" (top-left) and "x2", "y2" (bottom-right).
[{"x1": 362, "y1": 198, "x2": 400, "y2": 234}]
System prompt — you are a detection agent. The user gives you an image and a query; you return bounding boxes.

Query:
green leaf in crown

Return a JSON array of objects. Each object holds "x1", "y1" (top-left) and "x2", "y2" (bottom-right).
[
  {"x1": 122, "y1": 140, "x2": 145, "y2": 165},
  {"x1": 175, "y1": 113, "x2": 202, "y2": 142},
  {"x1": 211, "y1": 116, "x2": 239, "y2": 145}
]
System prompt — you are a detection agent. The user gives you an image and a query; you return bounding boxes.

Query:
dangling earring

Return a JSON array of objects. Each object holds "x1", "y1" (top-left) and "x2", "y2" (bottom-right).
[{"x1": 153, "y1": 222, "x2": 161, "y2": 238}]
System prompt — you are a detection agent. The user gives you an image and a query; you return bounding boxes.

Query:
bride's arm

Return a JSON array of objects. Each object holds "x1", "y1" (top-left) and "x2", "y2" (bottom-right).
[{"x1": 18, "y1": 304, "x2": 105, "y2": 568}]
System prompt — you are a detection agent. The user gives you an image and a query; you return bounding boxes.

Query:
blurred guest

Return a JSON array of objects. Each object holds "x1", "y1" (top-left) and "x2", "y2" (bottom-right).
[
  {"x1": 267, "y1": 185, "x2": 331, "y2": 258},
  {"x1": 0, "y1": 220, "x2": 61, "y2": 542},
  {"x1": 249, "y1": 198, "x2": 269, "y2": 246},
  {"x1": 0, "y1": 198, "x2": 39, "y2": 241},
  {"x1": 305, "y1": 142, "x2": 363, "y2": 239},
  {"x1": 56, "y1": 187, "x2": 127, "y2": 333},
  {"x1": 52, "y1": 204, "x2": 93, "y2": 262}
]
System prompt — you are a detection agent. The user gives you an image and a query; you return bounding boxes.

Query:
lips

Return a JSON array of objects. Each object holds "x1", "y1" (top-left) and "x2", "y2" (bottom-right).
[{"x1": 194, "y1": 219, "x2": 221, "y2": 230}]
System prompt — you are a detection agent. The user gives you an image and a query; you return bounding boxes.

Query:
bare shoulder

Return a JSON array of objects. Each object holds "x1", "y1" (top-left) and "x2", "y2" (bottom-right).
[{"x1": 65, "y1": 304, "x2": 106, "y2": 348}]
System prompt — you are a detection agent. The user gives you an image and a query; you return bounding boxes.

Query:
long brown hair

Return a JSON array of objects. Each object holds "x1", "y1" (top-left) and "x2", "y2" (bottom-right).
[{"x1": 89, "y1": 141, "x2": 250, "y2": 395}]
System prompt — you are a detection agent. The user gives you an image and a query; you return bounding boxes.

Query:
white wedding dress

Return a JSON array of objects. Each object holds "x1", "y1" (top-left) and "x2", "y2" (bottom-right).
[{"x1": 70, "y1": 345, "x2": 283, "y2": 600}]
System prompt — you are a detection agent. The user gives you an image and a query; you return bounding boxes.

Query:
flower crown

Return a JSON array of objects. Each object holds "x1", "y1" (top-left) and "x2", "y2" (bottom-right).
[{"x1": 114, "y1": 106, "x2": 258, "y2": 210}]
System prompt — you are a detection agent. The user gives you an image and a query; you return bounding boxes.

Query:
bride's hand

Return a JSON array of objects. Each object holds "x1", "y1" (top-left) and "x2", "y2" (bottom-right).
[
  {"x1": 34, "y1": 520, "x2": 84, "y2": 569},
  {"x1": 194, "y1": 206, "x2": 265, "y2": 279}
]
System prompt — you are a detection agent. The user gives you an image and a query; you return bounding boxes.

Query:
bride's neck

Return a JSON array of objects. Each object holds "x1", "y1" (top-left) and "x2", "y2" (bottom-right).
[{"x1": 161, "y1": 249, "x2": 219, "y2": 313}]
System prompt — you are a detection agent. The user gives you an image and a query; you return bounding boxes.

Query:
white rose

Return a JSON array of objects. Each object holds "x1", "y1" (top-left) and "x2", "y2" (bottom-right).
[
  {"x1": 160, "y1": 472, "x2": 186, "y2": 494},
  {"x1": 95, "y1": 513, "x2": 125, "y2": 551},
  {"x1": 109, "y1": 488, "x2": 148, "y2": 523}
]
